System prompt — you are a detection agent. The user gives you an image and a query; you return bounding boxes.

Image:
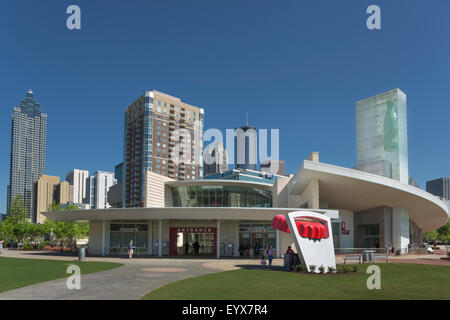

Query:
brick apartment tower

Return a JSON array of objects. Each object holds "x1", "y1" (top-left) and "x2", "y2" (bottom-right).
[{"x1": 123, "y1": 90, "x2": 204, "y2": 207}]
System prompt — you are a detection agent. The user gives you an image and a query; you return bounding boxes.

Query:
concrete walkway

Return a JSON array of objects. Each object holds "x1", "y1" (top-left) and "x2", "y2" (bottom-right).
[
  {"x1": 0, "y1": 250, "x2": 282, "y2": 300},
  {"x1": 1, "y1": 250, "x2": 447, "y2": 300}
]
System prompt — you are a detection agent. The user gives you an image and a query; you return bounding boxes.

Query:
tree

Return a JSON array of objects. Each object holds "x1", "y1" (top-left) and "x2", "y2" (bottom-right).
[
  {"x1": 0, "y1": 220, "x2": 10, "y2": 241},
  {"x1": 424, "y1": 220, "x2": 450, "y2": 244},
  {"x1": 5, "y1": 195, "x2": 30, "y2": 243},
  {"x1": 46, "y1": 202, "x2": 89, "y2": 249}
]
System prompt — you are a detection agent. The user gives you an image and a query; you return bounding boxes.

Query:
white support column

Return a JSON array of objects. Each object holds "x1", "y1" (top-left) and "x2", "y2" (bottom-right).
[
  {"x1": 276, "y1": 229, "x2": 280, "y2": 258},
  {"x1": 158, "y1": 220, "x2": 162, "y2": 257},
  {"x1": 216, "y1": 220, "x2": 221, "y2": 259},
  {"x1": 147, "y1": 221, "x2": 152, "y2": 255},
  {"x1": 101, "y1": 221, "x2": 106, "y2": 257}
]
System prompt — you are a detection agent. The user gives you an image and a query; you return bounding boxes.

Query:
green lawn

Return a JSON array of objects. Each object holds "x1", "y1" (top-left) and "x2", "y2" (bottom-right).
[
  {"x1": 142, "y1": 263, "x2": 450, "y2": 300},
  {"x1": 0, "y1": 257, "x2": 123, "y2": 293}
]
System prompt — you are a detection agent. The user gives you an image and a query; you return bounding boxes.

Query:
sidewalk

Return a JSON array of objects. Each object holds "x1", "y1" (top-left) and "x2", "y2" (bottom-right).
[{"x1": 0, "y1": 250, "x2": 281, "y2": 300}]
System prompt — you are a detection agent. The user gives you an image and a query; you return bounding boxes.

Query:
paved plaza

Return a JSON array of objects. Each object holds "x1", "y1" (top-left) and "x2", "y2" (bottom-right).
[{"x1": 0, "y1": 250, "x2": 448, "y2": 300}]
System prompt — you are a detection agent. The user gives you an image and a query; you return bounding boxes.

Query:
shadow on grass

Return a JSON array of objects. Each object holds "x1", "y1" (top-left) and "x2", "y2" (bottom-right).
[{"x1": 234, "y1": 264, "x2": 287, "y2": 272}]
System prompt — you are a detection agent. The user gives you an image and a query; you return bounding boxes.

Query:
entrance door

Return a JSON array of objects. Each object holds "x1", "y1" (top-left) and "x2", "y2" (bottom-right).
[
  {"x1": 170, "y1": 227, "x2": 217, "y2": 256},
  {"x1": 176, "y1": 233, "x2": 215, "y2": 256}
]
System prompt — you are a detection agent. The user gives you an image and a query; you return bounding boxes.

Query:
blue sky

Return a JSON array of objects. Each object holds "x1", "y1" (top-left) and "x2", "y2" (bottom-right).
[{"x1": 1, "y1": 0, "x2": 449, "y2": 212}]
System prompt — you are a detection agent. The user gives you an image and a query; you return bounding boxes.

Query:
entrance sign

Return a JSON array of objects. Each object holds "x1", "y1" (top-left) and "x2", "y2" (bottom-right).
[{"x1": 272, "y1": 211, "x2": 336, "y2": 273}]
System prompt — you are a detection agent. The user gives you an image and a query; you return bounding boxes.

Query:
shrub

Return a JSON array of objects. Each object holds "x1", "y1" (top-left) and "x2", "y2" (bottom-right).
[
  {"x1": 297, "y1": 265, "x2": 306, "y2": 272},
  {"x1": 318, "y1": 265, "x2": 325, "y2": 274},
  {"x1": 309, "y1": 265, "x2": 317, "y2": 273},
  {"x1": 350, "y1": 265, "x2": 358, "y2": 272},
  {"x1": 328, "y1": 266, "x2": 336, "y2": 273}
]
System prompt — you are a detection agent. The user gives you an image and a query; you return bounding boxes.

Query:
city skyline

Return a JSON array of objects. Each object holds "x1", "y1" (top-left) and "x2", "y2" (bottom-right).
[{"x1": 1, "y1": 1, "x2": 450, "y2": 213}]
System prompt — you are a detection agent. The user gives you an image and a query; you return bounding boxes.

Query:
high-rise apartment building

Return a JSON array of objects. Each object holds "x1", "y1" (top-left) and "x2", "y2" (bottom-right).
[
  {"x1": 123, "y1": 90, "x2": 204, "y2": 207},
  {"x1": 8, "y1": 90, "x2": 47, "y2": 219},
  {"x1": 65, "y1": 169, "x2": 89, "y2": 205},
  {"x1": 355, "y1": 88, "x2": 409, "y2": 184},
  {"x1": 203, "y1": 142, "x2": 228, "y2": 176},
  {"x1": 426, "y1": 178, "x2": 450, "y2": 200},
  {"x1": 86, "y1": 171, "x2": 116, "y2": 209}
]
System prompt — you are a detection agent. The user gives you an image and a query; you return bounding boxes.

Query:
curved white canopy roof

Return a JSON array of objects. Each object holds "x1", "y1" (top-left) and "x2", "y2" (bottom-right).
[{"x1": 289, "y1": 160, "x2": 449, "y2": 232}]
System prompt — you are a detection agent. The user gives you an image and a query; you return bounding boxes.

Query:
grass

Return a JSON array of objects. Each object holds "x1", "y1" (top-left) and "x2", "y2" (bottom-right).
[
  {"x1": 142, "y1": 263, "x2": 450, "y2": 300},
  {"x1": 0, "y1": 257, "x2": 123, "y2": 293}
]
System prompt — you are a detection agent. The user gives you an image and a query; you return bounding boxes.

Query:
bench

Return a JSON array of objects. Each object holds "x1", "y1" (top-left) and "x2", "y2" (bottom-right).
[
  {"x1": 344, "y1": 254, "x2": 362, "y2": 264},
  {"x1": 373, "y1": 254, "x2": 389, "y2": 263}
]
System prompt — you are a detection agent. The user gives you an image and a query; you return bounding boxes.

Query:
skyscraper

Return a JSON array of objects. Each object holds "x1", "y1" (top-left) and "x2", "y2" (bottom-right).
[
  {"x1": 65, "y1": 169, "x2": 89, "y2": 205},
  {"x1": 234, "y1": 125, "x2": 257, "y2": 171},
  {"x1": 114, "y1": 162, "x2": 123, "y2": 184},
  {"x1": 355, "y1": 88, "x2": 409, "y2": 184},
  {"x1": 123, "y1": 90, "x2": 204, "y2": 208},
  {"x1": 8, "y1": 90, "x2": 47, "y2": 219},
  {"x1": 203, "y1": 142, "x2": 228, "y2": 176},
  {"x1": 426, "y1": 178, "x2": 450, "y2": 200}
]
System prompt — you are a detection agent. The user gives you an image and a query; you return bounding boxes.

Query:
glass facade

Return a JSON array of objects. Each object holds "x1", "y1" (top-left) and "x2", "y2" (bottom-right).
[
  {"x1": 109, "y1": 223, "x2": 149, "y2": 255},
  {"x1": 171, "y1": 184, "x2": 272, "y2": 207},
  {"x1": 238, "y1": 223, "x2": 276, "y2": 256},
  {"x1": 8, "y1": 90, "x2": 47, "y2": 220},
  {"x1": 356, "y1": 88, "x2": 408, "y2": 183}
]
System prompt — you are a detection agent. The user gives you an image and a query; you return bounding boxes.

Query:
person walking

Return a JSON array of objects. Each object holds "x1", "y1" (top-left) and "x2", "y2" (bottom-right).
[
  {"x1": 193, "y1": 241, "x2": 200, "y2": 255},
  {"x1": 184, "y1": 241, "x2": 190, "y2": 255},
  {"x1": 266, "y1": 245, "x2": 274, "y2": 269},
  {"x1": 128, "y1": 240, "x2": 135, "y2": 259}
]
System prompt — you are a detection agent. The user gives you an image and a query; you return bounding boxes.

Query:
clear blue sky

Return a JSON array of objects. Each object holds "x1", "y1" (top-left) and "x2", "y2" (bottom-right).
[{"x1": 1, "y1": 0, "x2": 449, "y2": 213}]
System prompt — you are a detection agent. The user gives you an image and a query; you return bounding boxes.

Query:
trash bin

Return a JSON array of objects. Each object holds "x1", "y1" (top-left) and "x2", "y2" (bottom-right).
[
  {"x1": 78, "y1": 247, "x2": 86, "y2": 261},
  {"x1": 0, "y1": 243, "x2": 3, "y2": 254},
  {"x1": 362, "y1": 250, "x2": 375, "y2": 263},
  {"x1": 284, "y1": 254, "x2": 292, "y2": 271}
]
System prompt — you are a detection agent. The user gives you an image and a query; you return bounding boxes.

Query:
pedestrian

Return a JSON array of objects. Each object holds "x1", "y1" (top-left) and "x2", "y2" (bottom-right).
[
  {"x1": 8, "y1": 239, "x2": 12, "y2": 250},
  {"x1": 184, "y1": 241, "x2": 190, "y2": 255},
  {"x1": 286, "y1": 246, "x2": 294, "y2": 255},
  {"x1": 253, "y1": 242, "x2": 260, "y2": 256},
  {"x1": 193, "y1": 241, "x2": 200, "y2": 255},
  {"x1": 266, "y1": 245, "x2": 274, "y2": 269},
  {"x1": 128, "y1": 240, "x2": 135, "y2": 259}
]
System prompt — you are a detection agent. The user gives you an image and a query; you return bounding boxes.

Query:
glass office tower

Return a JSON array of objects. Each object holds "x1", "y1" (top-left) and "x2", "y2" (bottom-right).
[
  {"x1": 355, "y1": 88, "x2": 408, "y2": 184},
  {"x1": 8, "y1": 90, "x2": 47, "y2": 220}
]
